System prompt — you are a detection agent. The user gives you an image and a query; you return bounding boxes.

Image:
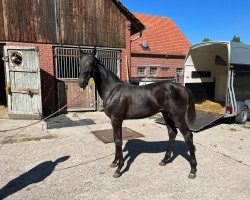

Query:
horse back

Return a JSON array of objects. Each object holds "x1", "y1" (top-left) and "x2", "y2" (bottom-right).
[{"x1": 104, "y1": 82, "x2": 189, "y2": 119}]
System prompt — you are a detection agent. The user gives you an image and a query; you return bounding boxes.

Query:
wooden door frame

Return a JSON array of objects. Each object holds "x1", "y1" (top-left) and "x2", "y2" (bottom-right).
[
  {"x1": 4, "y1": 45, "x2": 43, "y2": 119},
  {"x1": 0, "y1": 43, "x2": 7, "y2": 107}
]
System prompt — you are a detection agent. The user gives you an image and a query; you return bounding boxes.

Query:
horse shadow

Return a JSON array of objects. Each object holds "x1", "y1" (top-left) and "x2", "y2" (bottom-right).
[
  {"x1": 121, "y1": 139, "x2": 190, "y2": 174},
  {"x1": 46, "y1": 114, "x2": 95, "y2": 129},
  {"x1": 0, "y1": 156, "x2": 70, "y2": 199}
]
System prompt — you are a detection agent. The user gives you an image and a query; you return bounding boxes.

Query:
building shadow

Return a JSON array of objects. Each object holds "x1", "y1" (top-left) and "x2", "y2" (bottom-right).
[
  {"x1": 0, "y1": 156, "x2": 70, "y2": 199},
  {"x1": 46, "y1": 114, "x2": 96, "y2": 129},
  {"x1": 121, "y1": 139, "x2": 190, "y2": 175},
  {"x1": 40, "y1": 69, "x2": 58, "y2": 116}
]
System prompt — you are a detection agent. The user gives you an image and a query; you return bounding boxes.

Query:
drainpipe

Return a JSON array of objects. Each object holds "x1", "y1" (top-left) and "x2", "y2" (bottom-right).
[
  {"x1": 126, "y1": 31, "x2": 143, "y2": 82},
  {"x1": 131, "y1": 31, "x2": 143, "y2": 43}
]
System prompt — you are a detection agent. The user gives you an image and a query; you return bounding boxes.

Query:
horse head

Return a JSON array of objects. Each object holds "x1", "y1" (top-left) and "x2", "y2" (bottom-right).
[{"x1": 78, "y1": 47, "x2": 97, "y2": 89}]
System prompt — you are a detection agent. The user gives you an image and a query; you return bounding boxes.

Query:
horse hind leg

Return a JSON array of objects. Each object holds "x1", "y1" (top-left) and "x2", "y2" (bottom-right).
[
  {"x1": 159, "y1": 112, "x2": 177, "y2": 166},
  {"x1": 175, "y1": 118, "x2": 197, "y2": 179}
]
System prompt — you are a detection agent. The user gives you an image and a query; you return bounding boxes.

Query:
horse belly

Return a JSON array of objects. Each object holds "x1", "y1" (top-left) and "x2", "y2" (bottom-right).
[{"x1": 125, "y1": 101, "x2": 159, "y2": 119}]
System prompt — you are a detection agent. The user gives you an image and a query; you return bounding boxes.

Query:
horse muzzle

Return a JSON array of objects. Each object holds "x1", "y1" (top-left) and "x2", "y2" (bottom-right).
[{"x1": 80, "y1": 80, "x2": 89, "y2": 89}]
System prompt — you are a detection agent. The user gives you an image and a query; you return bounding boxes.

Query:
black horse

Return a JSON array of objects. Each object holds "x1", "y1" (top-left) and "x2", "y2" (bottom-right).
[{"x1": 78, "y1": 48, "x2": 197, "y2": 179}]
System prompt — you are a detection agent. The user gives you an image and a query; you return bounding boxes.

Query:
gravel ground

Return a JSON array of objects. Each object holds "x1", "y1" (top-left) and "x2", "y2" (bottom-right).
[{"x1": 0, "y1": 112, "x2": 249, "y2": 200}]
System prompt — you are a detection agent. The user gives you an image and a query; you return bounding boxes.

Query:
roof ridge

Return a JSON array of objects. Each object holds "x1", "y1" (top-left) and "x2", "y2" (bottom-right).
[{"x1": 133, "y1": 12, "x2": 171, "y2": 20}]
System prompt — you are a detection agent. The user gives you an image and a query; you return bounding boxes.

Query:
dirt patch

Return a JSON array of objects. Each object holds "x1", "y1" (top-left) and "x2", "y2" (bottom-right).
[
  {"x1": 243, "y1": 124, "x2": 250, "y2": 129},
  {"x1": 148, "y1": 113, "x2": 161, "y2": 120},
  {"x1": 0, "y1": 106, "x2": 8, "y2": 119},
  {"x1": 2, "y1": 134, "x2": 57, "y2": 144},
  {"x1": 229, "y1": 128, "x2": 238, "y2": 132}
]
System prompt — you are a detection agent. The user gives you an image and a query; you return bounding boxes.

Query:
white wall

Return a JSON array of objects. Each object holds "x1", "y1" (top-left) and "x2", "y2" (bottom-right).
[{"x1": 184, "y1": 44, "x2": 229, "y2": 102}]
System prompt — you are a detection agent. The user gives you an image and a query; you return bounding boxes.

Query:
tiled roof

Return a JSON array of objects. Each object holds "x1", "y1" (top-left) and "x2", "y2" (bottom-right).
[{"x1": 131, "y1": 13, "x2": 191, "y2": 55}]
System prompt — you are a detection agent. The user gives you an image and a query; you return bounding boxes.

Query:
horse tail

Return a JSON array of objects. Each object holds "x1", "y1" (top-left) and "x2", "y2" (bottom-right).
[{"x1": 186, "y1": 88, "x2": 196, "y2": 124}]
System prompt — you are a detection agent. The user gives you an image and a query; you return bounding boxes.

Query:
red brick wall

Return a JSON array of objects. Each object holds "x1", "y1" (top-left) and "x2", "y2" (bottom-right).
[
  {"x1": 122, "y1": 19, "x2": 186, "y2": 84},
  {"x1": 7, "y1": 42, "x2": 56, "y2": 115},
  {"x1": 131, "y1": 55, "x2": 184, "y2": 79}
]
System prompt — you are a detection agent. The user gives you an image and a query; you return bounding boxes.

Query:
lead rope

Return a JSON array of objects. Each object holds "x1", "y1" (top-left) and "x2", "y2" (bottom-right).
[{"x1": 0, "y1": 90, "x2": 84, "y2": 133}]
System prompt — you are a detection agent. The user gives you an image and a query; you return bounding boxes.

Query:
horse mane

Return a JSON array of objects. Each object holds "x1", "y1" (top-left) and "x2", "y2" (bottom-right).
[{"x1": 95, "y1": 58, "x2": 124, "y2": 83}]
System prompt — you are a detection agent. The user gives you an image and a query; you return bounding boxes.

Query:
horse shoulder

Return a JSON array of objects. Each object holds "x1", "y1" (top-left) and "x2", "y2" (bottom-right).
[{"x1": 103, "y1": 84, "x2": 127, "y2": 116}]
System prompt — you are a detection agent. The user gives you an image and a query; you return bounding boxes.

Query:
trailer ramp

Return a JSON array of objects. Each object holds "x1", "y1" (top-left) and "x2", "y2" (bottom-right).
[{"x1": 155, "y1": 110, "x2": 224, "y2": 132}]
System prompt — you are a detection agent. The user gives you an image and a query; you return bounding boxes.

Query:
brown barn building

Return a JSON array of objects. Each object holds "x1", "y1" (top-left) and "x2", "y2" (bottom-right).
[
  {"x1": 128, "y1": 13, "x2": 191, "y2": 85},
  {"x1": 0, "y1": 0, "x2": 145, "y2": 119}
]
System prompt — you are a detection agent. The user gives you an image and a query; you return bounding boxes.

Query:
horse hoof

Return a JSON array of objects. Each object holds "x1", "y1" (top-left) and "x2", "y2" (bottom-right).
[
  {"x1": 110, "y1": 163, "x2": 118, "y2": 168},
  {"x1": 113, "y1": 172, "x2": 121, "y2": 178},
  {"x1": 188, "y1": 173, "x2": 196, "y2": 179},
  {"x1": 159, "y1": 161, "x2": 167, "y2": 166}
]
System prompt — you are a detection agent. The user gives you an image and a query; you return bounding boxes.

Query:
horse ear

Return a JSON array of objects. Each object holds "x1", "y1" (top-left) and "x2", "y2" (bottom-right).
[
  {"x1": 92, "y1": 47, "x2": 97, "y2": 58},
  {"x1": 79, "y1": 47, "x2": 86, "y2": 58}
]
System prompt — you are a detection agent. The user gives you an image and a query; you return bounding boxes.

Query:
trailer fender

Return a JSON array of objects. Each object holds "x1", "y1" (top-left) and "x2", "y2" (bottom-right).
[
  {"x1": 245, "y1": 100, "x2": 250, "y2": 120},
  {"x1": 245, "y1": 100, "x2": 250, "y2": 110},
  {"x1": 236, "y1": 101, "x2": 249, "y2": 114},
  {"x1": 235, "y1": 102, "x2": 249, "y2": 124}
]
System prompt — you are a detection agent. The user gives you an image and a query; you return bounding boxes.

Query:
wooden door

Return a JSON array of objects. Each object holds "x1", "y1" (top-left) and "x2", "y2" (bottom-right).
[
  {"x1": 4, "y1": 46, "x2": 42, "y2": 119},
  {"x1": 57, "y1": 80, "x2": 96, "y2": 111}
]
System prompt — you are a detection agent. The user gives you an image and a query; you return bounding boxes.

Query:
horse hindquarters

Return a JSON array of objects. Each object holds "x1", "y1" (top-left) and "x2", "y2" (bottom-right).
[{"x1": 161, "y1": 86, "x2": 197, "y2": 178}]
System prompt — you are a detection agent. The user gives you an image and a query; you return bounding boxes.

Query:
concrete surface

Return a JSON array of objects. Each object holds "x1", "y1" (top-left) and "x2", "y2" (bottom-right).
[{"x1": 0, "y1": 112, "x2": 249, "y2": 200}]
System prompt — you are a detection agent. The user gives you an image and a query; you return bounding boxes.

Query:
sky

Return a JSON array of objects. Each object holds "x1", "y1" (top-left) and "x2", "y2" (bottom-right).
[{"x1": 120, "y1": 0, "x2": 250, "y2": 45}]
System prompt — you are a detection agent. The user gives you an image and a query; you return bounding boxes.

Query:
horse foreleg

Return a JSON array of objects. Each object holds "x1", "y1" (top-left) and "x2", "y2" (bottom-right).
[
  {"x1": 159, "y1": 113, "x2": 177, "y2": 166},
  {"x1": 111, "y1": 118, "x2": 124, "y2": 178},
  {"x1": 110, "y1": 145, "x2": 119, "y2": 168}
]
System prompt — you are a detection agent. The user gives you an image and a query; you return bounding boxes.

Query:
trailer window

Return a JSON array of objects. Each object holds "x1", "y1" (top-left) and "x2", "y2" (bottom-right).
[
  {"x1": 191, "y1": 71, "x2": 211, "y2": 78},
  {"x1": 215, "y1": 55, "x2": 227, "y2": 66}
]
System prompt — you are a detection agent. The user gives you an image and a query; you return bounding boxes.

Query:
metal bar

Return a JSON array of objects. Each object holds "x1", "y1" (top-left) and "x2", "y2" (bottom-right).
[
  {"x1": 72, "y1": 48, "x2": 74, "y2": 78},
  {"x1": 63, "y1": 48, "x2": 66, "y2": 78},
  {"x1": 231, "y1": 70, "x2": 237, "y2": 114},
  {"x1": 75, "y1": 49, "x2": 77, "y2": 77},
  {"x1": 60, "y1": 48, "x2": 62, "y2": 78},
  {"x1": 9, "y1": 68, "x2": 37, "y2": 73},
  {"x1": 55, "y1": 48, "x2": 59, "y2": 79},
  {"x1": 53, "y1": 53, "x2": 86, "y2": 57},
  {"x1": 117, "y1": 51, "x2": 121, "y2": 78},
  {"x1": 69, "y1": 48, "x2": 72, "y2": 78},
  {"x1": 11, "y1": 88, "x2": 39, "y2": 94},
  {"x1": 72, "y1": 48, "x2": 75, "y2": 78}
]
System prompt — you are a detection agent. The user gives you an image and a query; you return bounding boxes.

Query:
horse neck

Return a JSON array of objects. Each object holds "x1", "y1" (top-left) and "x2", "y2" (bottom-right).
[{"x1": 93, "y1": 64, "x2": 120, "y2": 100}]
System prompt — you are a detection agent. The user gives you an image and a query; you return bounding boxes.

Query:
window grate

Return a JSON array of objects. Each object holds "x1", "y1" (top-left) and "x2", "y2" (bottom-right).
[{"x1": 54, "y1": 47, "x2": 121, "y2": 79}]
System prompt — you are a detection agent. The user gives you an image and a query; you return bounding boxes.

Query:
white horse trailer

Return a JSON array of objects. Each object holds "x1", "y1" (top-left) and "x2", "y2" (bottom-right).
[{"x1": 183, "y1": 41, "x2": 250, "y2": 131}]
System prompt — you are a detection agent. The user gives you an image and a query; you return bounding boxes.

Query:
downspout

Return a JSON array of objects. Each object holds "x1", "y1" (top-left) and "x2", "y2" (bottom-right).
[
  {"x1": 131, "y1": 31, "x2": 143, "y2": 43},
  {"x1": 126, "y1": 31, "x2": 143, "y2": 82}
]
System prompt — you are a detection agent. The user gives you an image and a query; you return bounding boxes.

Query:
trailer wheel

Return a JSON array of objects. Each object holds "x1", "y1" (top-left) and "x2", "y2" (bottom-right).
[{"x1": 235, "y1": 106, "x2": 248, "y2": 124}]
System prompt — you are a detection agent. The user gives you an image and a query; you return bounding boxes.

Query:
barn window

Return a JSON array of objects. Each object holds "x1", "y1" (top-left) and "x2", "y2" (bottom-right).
[
  {"x1": 54, "y1": 48, "x2": 81, "y2": 79},
  {"x1": 54, "y1": 47, "x2": 121, "y2": 79},
  {"x1": 137, "y1": 68, "x2": 146, "y2": 76},
  {"x1": 150, "y1": 68, "x2": 157, "y2": 76},
  {"x1": 176, "y1": 68, "x2": 184, "y2": 76},
  {"x1": 10, "y1": 51, "x2": 23, "y2": 66},
  {"x1": 161, "y1": 67, "x2": 170, "y2": 72}
]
